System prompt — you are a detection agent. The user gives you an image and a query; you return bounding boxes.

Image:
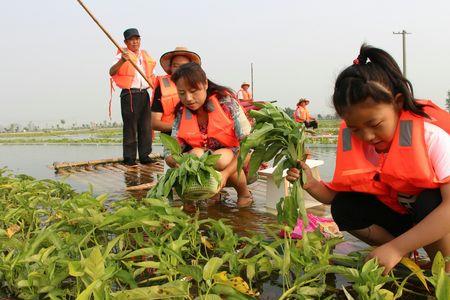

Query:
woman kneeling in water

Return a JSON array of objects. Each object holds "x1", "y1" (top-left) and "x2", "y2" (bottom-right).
[{"x1": 165, "y1": 62, "x2": 253, "y2": 207}]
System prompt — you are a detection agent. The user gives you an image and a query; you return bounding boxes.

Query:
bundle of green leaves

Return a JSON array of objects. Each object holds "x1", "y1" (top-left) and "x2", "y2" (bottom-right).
[
  {"x1": 147, "y1": 134, "x2": 222, "y2": 201},
  {"x1": 238, "y1": 102, "x2": 308, "y2": 228}
]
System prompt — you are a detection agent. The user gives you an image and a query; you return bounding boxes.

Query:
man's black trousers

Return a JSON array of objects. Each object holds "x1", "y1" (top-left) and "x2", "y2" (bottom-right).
[{"x1": 120, "y1": 89, "x2": 152, "y2": 163}]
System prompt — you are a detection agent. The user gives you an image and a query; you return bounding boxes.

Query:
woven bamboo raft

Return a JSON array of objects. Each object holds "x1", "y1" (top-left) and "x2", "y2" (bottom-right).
[
  {"x1": 51, "y1": 153, "x2": 270, "y2": 200},
  {"x1": 52, "y1": 153, "x2": 166, "y2": 191}
]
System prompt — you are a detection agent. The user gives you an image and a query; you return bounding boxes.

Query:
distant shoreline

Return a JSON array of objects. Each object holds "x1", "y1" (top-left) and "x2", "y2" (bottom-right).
[{"x1": 0, "y1": 120, "x2": 340, "y2": 145}]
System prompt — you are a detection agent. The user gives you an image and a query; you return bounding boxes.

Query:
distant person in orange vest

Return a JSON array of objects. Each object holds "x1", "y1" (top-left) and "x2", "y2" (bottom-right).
[
  {"x1": 237, "y1": 82, "x2": 255, "y2": 121},
  {"x1": 166, "y1": 62, "x2": 253, "y2": 207},
  {"x1": 237, "y1": 82, "x2": 252, "y2": 101},
  {"x1": 151, "y1": 47, "x2": 201, "y2": 135},
  {"x1": 109, "y1": 28, "x2": 156, "y2": 166},
  {"x1": 294, "y1": 98, "x2": 318, "y2": 129},
  {"x1": 287, "y1": 44, "x2": 450, "y2": 273}
]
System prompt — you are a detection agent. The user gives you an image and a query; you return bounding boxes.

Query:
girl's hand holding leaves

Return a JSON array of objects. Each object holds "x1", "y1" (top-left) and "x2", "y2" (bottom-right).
[{"x1": 286, "y1": 161, "x2": 315, "y2": 190}]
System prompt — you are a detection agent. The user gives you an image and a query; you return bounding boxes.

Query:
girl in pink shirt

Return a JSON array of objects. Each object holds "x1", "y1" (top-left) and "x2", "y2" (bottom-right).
[{"x1": 287, "y1": 44, "x2": 450, "y2": 273}]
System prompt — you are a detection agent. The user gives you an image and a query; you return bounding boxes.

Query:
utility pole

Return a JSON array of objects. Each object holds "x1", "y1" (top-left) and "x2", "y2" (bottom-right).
[
  {"x1": 251, "y1": 63, "x2": 254, "y2": 98},
  {"x1": 446, "y1": 91, "x2": 450, "y2": 113},
  {"x1": 393, "y1": 30, "x2": 411, "y2": 76}
]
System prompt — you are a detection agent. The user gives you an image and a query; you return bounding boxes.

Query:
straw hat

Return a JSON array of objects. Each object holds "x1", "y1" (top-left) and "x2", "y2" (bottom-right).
[
  {"x1": 160, "y1": 46, "x2": 201, "y2": 74},
  {"x1": 297, "y1": 98, "x2": 310, "y2": 105},
  {"x1": 241, "y1": 82, "x2": 250, "y2": 88}
]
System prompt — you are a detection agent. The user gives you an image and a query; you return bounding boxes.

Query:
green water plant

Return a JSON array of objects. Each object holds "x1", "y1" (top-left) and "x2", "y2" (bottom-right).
[
  {"x1": 427, "y1": 252, "x2": 450, "y2": 300},
  {"x1": 147, "y1": 134, "x2": 222, "y2": 201},
  {"x1": 1, "y1": 169, "x2": 447, "y2": 299},
  {"x1": 238, "y1": 103, "x2": 308, "y2": 228}
]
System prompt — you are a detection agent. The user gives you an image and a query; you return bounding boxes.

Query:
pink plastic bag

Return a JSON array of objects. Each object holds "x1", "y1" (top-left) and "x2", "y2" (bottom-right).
[{"x1": 280, "y1": 213, "x2": 342, "y2": 239}]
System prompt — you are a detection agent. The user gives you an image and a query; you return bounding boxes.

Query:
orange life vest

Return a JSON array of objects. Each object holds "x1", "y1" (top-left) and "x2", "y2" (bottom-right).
[
  {"x1": 177, "y1": 95, "x2": 240, "y2": 149},
  {"x1": 111, "y1": 49, "x2": 156, "y2": 89},
  {"x1": 294, "y1": 106, "x2": 310, "y2": 122},
  {"x1": 152, "y1": 75, "x2": 180, "y2": 124},
  {"x1": 238, "y1": 89, "x2": 252, "y2": 100},
  {"x1": 329, "y1": 100, "x2": 450, "y2": 214}
]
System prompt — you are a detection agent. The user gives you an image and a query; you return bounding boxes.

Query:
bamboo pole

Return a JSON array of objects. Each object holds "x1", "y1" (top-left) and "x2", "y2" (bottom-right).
[
  {"x1": 111, "y1": 163, "x2": 128, "y2": 171},
  {"x1": 101, "y1": 165, "x2": 126, "y2": 174},
  {"x1": 53, "y1": 157, "x2": 123, "y2": 170},
  {"x1": 135, "y1": 168, "x2": 156, "y2": 178},
  {"x1": 95, "y1": 165, "x2": 124, "y2": 179},
  {"x1": 114, "y1": 164, "x2": 139, "y2": 172},
  {"x1": 75, "y1": 0, "x2": 154, "y2": 89},
  {"x1": 125, "y1": 181, "x2": 156, "y2": 191},
  {"x1": 102, "y1": 165, "x2": 149, "y2": 184},
  {"x1": 138, "y1": 164, "x2": 164, "y2": 173}
]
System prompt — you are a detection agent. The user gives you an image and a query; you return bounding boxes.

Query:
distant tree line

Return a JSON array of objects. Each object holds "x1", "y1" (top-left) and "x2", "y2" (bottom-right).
[{"x1": 0, "y1": 120, "x2": 123, "y2": 133}]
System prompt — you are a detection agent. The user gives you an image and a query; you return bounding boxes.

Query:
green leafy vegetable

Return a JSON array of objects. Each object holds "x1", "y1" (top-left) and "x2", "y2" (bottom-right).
[
  {"x1": 147, "y1": 134, "x2": 221, "y2": 201},
  {"x1": 238, "y1": 103, "x2": 308, "y2": 228}
]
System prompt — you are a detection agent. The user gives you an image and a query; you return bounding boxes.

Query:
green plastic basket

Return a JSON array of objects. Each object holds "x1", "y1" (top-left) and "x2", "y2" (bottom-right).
[{"x1": 178, "y1": 171, "x2": 222, "y2": 201}]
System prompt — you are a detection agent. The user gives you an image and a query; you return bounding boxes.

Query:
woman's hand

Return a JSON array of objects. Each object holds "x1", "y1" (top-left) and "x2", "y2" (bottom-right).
[
  {"x1": 367, "y1": 243, "x2": 404, "y2": 275},
  {"x1": 165, "y1": 156, "x2": 179, "y2": 168}
]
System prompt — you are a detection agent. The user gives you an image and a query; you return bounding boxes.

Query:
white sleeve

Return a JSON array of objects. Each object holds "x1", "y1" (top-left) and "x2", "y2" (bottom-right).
[
  {"x1": 424, "y1": 122, "x2": 450, "y2": 181},
  {"x1": 237, "y1": 90, "x2": 243, "y2": 99},
  {"x1": 113, "y1": 53, "x2": 122, "y2": 64}
]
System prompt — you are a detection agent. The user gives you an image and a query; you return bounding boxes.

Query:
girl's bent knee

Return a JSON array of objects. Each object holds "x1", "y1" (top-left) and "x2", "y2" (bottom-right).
[
  {"x1": 213, "y1": 148, "x2": 234, "y2": 170},
  {"x1": 189, "y1": 148, "x2": 205, "y2": 157}
]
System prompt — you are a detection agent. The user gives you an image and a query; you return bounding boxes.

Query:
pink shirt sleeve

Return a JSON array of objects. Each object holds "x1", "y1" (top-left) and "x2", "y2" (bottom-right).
[{"x1": 424, "y1": 122, "x2": 450, "y2": 181}]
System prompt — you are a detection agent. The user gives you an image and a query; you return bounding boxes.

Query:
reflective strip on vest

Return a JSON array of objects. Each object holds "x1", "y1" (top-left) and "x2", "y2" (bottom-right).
[
  {"x1": 399, "y1": 120, "x2": 413, "y2": 147},
  {"x1": 185, "y1": 109, "x2": 193, "y2": 120},
  {"x1": 206, "y1": 100, "x2": 215, "y2": 112},
  {"x1": 162, "y1": 77, "x2": 171, "y2": 88},
  {"x1": 342, "y1": 127, "x2": 352, "y2": 151}
]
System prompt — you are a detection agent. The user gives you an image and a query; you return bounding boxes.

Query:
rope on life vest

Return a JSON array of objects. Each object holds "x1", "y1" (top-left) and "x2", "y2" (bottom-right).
[
  {"x1": 109, "y1": 80, "x2": 134, "y2": 118},
  {"x1": 109, "y1": 78, "x2": 115, "y2": 120}
]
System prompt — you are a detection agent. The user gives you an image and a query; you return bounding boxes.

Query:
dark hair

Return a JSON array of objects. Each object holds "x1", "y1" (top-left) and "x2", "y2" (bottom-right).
[
  {"x1": 171, "y1": 62, "x2": 235, "y2": 99},
  {"x1": 297, "y1": 98, "x2": 308, "y2": 106},
  {"x1": 169, "y1": 54, "x2": 190, "y2": 67},
  {"x1": 333, "y1": 44, "x2": 427, "y2": 118}
]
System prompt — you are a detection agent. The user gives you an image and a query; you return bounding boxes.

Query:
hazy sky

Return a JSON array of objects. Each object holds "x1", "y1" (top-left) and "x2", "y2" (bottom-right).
[{"x1": 1, "y1": 0, "x2": 449, "y2": 126}]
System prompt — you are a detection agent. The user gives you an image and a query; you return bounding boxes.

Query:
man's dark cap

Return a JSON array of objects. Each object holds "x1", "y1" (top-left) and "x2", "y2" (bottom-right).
[{"x1": 123, "y1": 28, "x2": 140, "y2": 40}]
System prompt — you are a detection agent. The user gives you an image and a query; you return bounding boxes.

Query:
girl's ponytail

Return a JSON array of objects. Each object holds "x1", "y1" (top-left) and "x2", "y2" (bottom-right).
[{"x1": 333, "y1": 44, "x2": 427, "y2": 118}]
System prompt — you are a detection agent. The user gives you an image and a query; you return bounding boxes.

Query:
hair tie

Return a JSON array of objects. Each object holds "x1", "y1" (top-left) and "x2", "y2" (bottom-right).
[
  {"x1": 357, "y1": 54, "x2": 368, "y2": 65},
  {"x1": 353, "y1": 58, "x2": 360, "y2": 65}
]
